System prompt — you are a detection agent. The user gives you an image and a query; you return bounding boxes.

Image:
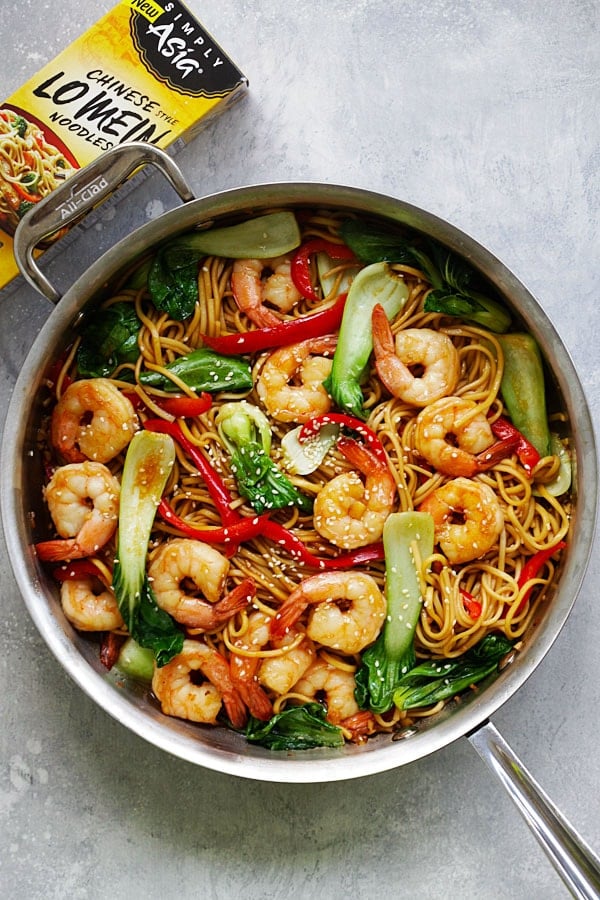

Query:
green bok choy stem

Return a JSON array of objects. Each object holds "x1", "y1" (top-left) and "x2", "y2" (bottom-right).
[
  {"x1": 323, "y1": 261, "x2": 410, "y2": 418},
  {"x1": 498, "y1": 332, "x2": 551, "y2": 458},
  {"x1": 355, "y1": 511, "x2": 434, "y2": 714},
  {"x1": 112, "y1": 430, "x2": 183, "y2": 666}
]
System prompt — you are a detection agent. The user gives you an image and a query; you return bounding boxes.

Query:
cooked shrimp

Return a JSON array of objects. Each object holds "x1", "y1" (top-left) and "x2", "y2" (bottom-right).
[
  {"x1": 51, "y1": 378, "x2": 138, "y2": 464},
  {"x1": 36, "y1": 461, "x2": 120, "y2": 562},
  {"x1": 371, "y1": 304, "x2": 459, "y2": 407},
  {"x1": 271, "y1": 570, "x2": 386, "y2": 655},
  {"x1": 229, "y1": 612, "x2": 315, "y2": 718},
  {"x1": 231, "y1": 256, "x2": 301, "y2": 328},
  {"x1": 259, "y1": 632, "x2": 316, "y2": 696},
  {"x1": 229, "y1": 611, "x2": 274, "y2": 721},
  {"x1": 60, "y1": 575, "x2": 124, "y2": 632},
  {"x1": 256, "y1": 335, "x2": 336, "y2": 424},
  {"x1": 414, "y1": 396, "x2": 512, "y2": 477},
  {"x1": 313, "y1": 437, "x2": 395, "y2": 549},
  {"x1": 292, "y1": 657, "x2": 361, "y2": 724},
  {"x1": 418, "y1": 476, "x2": 504, "y2": 565},
  {"x1": 152, "y1": 639, "x2": 247, "y2": 728},
  {"x1": 148, "y1": 539, "x2": 255, "y2": 630}
]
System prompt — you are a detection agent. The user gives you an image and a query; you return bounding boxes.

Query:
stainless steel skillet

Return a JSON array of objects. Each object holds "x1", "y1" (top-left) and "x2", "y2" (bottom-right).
[{"x1": 3, "y1": 143, "x2": 599, "y2": 897}]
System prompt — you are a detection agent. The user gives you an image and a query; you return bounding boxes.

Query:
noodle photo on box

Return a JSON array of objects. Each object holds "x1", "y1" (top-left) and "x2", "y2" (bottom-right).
[
  {"x1": 32, "y1": 205, "x2": 572, "y2": 751},
  {"x1": 0, "y1": 106, "x2": 78, "y2": 236}
]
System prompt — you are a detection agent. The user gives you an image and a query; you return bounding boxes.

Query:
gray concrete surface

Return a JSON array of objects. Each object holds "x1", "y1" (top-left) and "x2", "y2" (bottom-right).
[{"x1": 1, "y1": 2, "x2": 599, "y2": 898}]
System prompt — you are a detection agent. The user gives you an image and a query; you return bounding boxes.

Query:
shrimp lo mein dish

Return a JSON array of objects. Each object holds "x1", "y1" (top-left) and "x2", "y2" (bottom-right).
[
  {"x1": 34, "y1": 207, "x2": 572, "y2": 750},
  {"x1": 0, "y1": 108, "x2": 77, "y2": 234}
]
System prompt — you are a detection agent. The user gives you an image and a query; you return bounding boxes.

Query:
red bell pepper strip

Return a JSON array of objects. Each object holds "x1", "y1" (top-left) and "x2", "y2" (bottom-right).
[
  {"x1": 516, "y1": 540, "x2": 567, "y2": 612},
  {"x1": 201, "y1": 292, "x2": 347, "y2": 356},
  {"x1": 50, "y1": 559, "x2": 108, "y2": 582},
  {"x1": 298, "y1": 413, "x2": 388, "y2": 465},
  {"x1": 160, "y1": 494, "x2": 383, "y2": 568},
  {"x1": 160, "y1": 493, "x2": 383, "y2": 568},
  {"x1": 460, "y1": 589, "x2": 483, "y2": 619},
  {"x1": 122, "y1": 391, "x2": 144, "y2": 410},
  {"x1": 157, "y1": 497, "x2": 270, "y2": 545},
  {"x1": 14, "y1": 181, "x2": 41, "y2": 203},
  {"x1": 261, "y1": 519, "x2": 384, "y2": 569},
  {"x1": 491, "y1": 416, "x2": 541, "y2": 475},
  {"x1": 123, "y1": 392, "x2": 212, "y2": 418},
  {"x1": 143, "y1": 418, "x2": 239, "y2": 526},
  {"x1": 153, "y1": 393, "x2": 212, "y2": 418},
  {"x1": 47, "y1": 347, "x2": 74, "y2": 392},
  {"x1": 290, "y1": 238, "x2": 356, "y2": 302}
]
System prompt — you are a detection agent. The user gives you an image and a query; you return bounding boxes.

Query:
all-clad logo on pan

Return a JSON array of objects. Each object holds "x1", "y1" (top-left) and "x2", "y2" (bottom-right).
[
  {"x1": 128, "y1": 0, "x2": 245, "y2": 98},
  {"x1": 57, "y1": 176, "x2": 108, "y2": 220}
]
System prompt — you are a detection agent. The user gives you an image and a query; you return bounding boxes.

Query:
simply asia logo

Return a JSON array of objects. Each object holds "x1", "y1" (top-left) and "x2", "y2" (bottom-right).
[{"x1": 128, "y1": 0, "x2": 245, "y2": 97}]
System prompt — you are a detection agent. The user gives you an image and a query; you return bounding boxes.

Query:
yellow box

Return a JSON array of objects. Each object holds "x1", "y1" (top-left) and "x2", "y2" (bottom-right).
[{"x1": 0, "y1": 0, "x2": 247, "y2": 290}]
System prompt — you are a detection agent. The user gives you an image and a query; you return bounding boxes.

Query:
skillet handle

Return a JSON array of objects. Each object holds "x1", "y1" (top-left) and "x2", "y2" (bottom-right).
[
  {"x1": 468, "y1": 720, "x2": 600, "y2": 899},
  {"x1": 13, "y1": 141, "x2": 195, "y2": 304}
]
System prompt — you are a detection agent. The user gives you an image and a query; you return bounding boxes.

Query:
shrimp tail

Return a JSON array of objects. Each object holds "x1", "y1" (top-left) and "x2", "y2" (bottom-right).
[
  {"x1": 270, "y1": 597, "x2": 307, "y2": 643},
  {"x1": 473, "y1": 435, "x2": 521, "y2": 473},
  {"x1": 337, "y1": 435, "x2": 386, "y2": 474},
  {"x1": 231, "y1": 267, "x2": 281, "y2": 328},
  {"x1": 307, "y1": 334, "x2": 338, "y2": 356},
  {"x1": 230, "y1": 659, "x2": 274, "y2": 722},
  {"x1": 100, "y1": 632, "x2": 126, "y2": 670},
  {"x1": 339, "y1": 710, "x2": 377, "y2": 743},
  {"x1": 207, "y1": 577, "x2": 257, "y2": 630},
  {"x1": 371, "y1": 303, "x2": 411, "y2": 391},
  {"x1": 214, "y1": 675, "x2": 249, "y2": 730},
  {"x1": 215, "y1": 577, "x2": 257, "y2": 621},
  {"x1": 221, "y1": 688, "x2": 249, "y2": 730},
  {"x1": 202, "y1": 645, "x2": 249, "y2": 729},
  {"x1": 35, "y1": 537, "x2": 86, "y2": 562},
  {"x1": 371, "y1": 303, "x2": 396, "y2": 356},
  {"x1": 371, "y1": 304, "x2": 412, "y2": 396},
  {"x1": 184, "y1": 578, "x2": 256, "y2": 631}
]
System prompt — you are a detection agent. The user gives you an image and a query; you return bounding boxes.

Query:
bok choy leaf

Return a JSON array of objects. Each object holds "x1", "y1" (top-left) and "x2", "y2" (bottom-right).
[
  {"x1": 340, "y1": 218, "x2": 511, "y2": 333},
  {"x1": 244, "y1": 703, "x2": 344, "y2": 750},
  {"x1": 393, "y1": 633, "x2": 515, "y2": 710},
  {"x1": 77, "y1": 302, "x2": 142, "y2": 378},
  {"x1": 139, "y1": 346, "x2": 253, "y2": 394}
]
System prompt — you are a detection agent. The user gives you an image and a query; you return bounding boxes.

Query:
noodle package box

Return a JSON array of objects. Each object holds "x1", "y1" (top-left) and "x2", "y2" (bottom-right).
[{"x1": 0, "y1": 0, "x2": 247, "y2": 291}]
